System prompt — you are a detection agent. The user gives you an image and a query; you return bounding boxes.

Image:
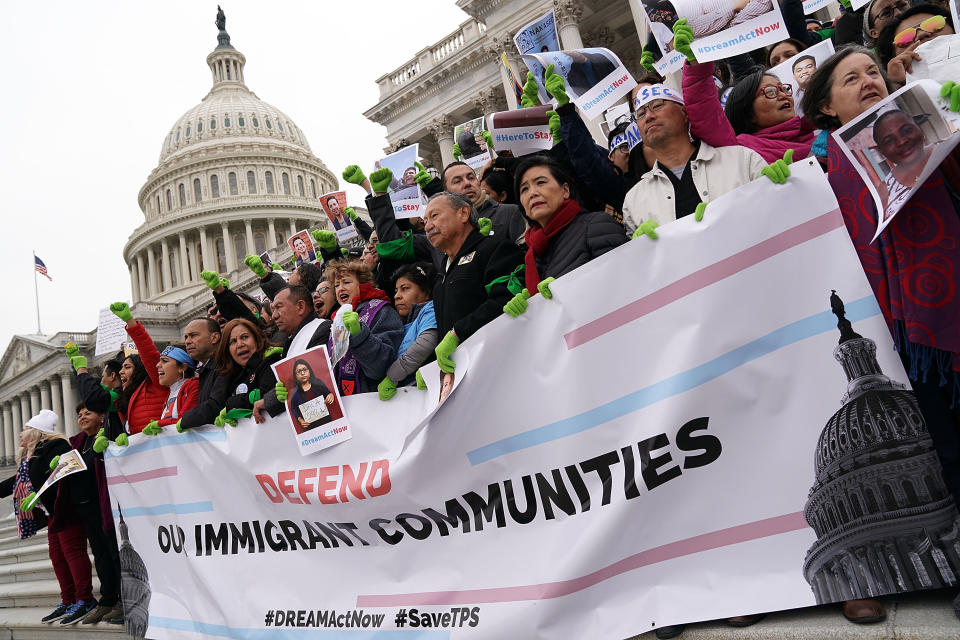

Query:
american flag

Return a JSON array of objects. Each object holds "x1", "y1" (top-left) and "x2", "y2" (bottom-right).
[{"x1": 34, "y1": 255, "x2": 51, "y2": 280}]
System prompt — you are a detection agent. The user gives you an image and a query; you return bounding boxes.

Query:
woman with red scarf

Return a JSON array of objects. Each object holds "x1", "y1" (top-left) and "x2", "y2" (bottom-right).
[
  {"x1": 504, "y1": 157, "x2": 627, "y2": 316},
  {"x1": 323, "y1": 261, "x2": 404, "y2": 395}
]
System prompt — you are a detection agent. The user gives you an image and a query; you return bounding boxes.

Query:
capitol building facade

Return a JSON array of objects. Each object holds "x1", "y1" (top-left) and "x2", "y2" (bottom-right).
[{"x1": 0, "y1": 16, "x2": 356, "y2": 451}]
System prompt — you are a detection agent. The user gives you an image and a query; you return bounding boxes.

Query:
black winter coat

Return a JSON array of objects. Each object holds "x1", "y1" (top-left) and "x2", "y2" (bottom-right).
[
  {"x1": 0, "y1": 438, "x2": 71, "y2": 517},
  {"x1": 432, "y1": 230, "x2": 525, "y2": 341},
  {"x1": 225, "y1": 351, "x2": 282, "y2": 412},
  {"x1": 534, "y1": 210, "x2": 627, "y2": 281},
  {"x1": 179, "y1": 360, "x2": 231, "y2": 430},
  {"x1": 478, "y1": 199, "x2": 527, "y2": 246}
]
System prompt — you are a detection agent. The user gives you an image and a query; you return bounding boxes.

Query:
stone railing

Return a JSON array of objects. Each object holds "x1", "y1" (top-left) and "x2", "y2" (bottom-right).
[{"x1": 377, "y1": 18, "x2": 486, "y2": 99}]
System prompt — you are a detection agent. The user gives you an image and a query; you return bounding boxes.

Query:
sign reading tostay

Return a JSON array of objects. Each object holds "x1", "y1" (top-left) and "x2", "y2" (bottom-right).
[{"x1": 105, "y1": 160, "x2": 960, "y2": 639}]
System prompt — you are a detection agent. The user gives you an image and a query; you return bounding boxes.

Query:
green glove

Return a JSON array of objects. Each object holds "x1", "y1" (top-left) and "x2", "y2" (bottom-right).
[
  {"x1": 761, "y1": 149, "x2": 794, "y2": 184},
  {"x1": 200, "y1": 270, "x2": 221, "y2": 290},
  {"x1": 71, "y1": 356, "x2": 87, "y2": 371},
  {"x1": 342, "y1": 165, "x2": 366, "y2": 185},
  {"x1": 504, "y1": 289, "x2": 531, "y2": 317},
  {"x1": 370, "y1": 168, "x2": 393, "y2": 194},
  {"x1": 537, "y1": 276, "x2": 555, "y2": 300},
  {"x1": 340, "y1": 248, "x2": 348, "y2": 257},
  {"x1": 544, "y1": 64, "x2": 570, "y2": 107},
  {"x1": 378, "y1": 377, "x2": 398, "y2": 401},
  {"x1": 478, "y1": 217, "x2": 492, "y2": 236},
  {"x1": 176, "y1": 419, "x2": 184, "y2": 434},
  {"x1": 521, "y1": 71, "x2": 541, "y2": 108},
  {"x1": 49, "y1": 455, "x2": 60, "y2": 471},
  {"x1": 345, "y1": 207, "x2": 358, "y2": 221},
  {"x1": 342, "y1": 311, "x2": 362, "y2": 336},
  {"x1": 220, "y1": 277, "x2": 229, "y2": 289},
  {"x1": 109, "y1": 302, "x2": 132, "y2": 322},
  {"x1": 93, "y1": 435, "x2": 109, "y2": 453},
  {"x1": 640, "y1": 47, "x2": 656, "y2": 73},
  {"x1": 311, "y1": 229, "x2": 338, "y2": 252},
  {"x1": 20, "y1": 493, "x2": 37, "y2": 513},
  {"x1": 632, "y1": 220, "x2": 660, "y2": 240},
  {"x1": 839, "y1": 0, "x2": 851, "y2": 7},
  {"x1": 244, "y1": 254, "x2": 268, "y2": 278},
  {"x1": 416, "y1": 369, "x2": 427, "y2": 390},
  {"x1": 546, "y1": 110, "x2": 562, "y2": 144},
  {"x1": 142, "y1": 420, "x2": 163, "y2": 436},
  {"x1": 941, "y1": 81, "x2": 960, "y2": 112},
  {"x1": 452, "y1": 144, "x2": 462, "y2": 161},
  {"x1": 435, "y1": 331, "x2": 460, "y2": 374},
  {"x1": 271, "y1": 262, "x2": 283, "y2": 271},
  {"x1": 115, "y1": 433, "x2": 129, "y2": 447},
  {"x1": 64, "y1": 341, "x2": 79, "y2": 360},
  {"x1": 481, "y1": 131, "x2": 494, "y2": 151},
  {"x1": 275, "y1": 381, "x2": 288, "y2": 402},
  {"x1": 214, "y1": 408, "x2": 237, "y2": 428},
  {"x1": 96, "y1": 428, "x2": 104, "y2": 439},
  {"x1": 264, "y1": 346, "x2": 283, "y2": 358},
  {"x1": 694, "y1": 201, "x2": 708, "y2": 222},
  {"x1": 673, "y1": 18, "x2": 696, "y2": 63},
  {"x1": 413, "y1": 162, "x2": 432, "y2": 187}
]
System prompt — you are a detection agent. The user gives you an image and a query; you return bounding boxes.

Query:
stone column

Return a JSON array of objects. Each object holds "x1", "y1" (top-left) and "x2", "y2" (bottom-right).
[
  {"x1": 40, "y1": 382, "x2": 51, "y2": 411},
  {"x1": 160, "y1": 238, "x2": 172, "y2": 291},
  {"x1": 244, "y1": 219, "x2": 256, "y2": 256},
  {"x1": 59, "y1": 371, "x2": 78, "y2": 437},
  {"x1": 130, "y1": 264, "x2": 141, "y2": 304},
  {"x1": 428, "y1": 115, "x2": 455, "y2": 169},
  {"x1": 49, "y1": 376, "x2": 64, "y2": 434},
  {"x1": 626, "y1": 0, "x2": 650, "y2": 51},
  {"x1": 146, "y1": 245, "x2": 158, "y2": 297},
  {"x1": 199, "y1": 226, "x2": 210, "y2": 271},
  {"x1": 6, "y1": 403, "x2": 18, "y2": 464},
  {"x1": 288, "y1": 220, "x2": 297, "y2": 239},
  {"x1": 474, "y1": 87, "x2": 508, "y2": 118},
  {"x1": 178, "y1": 232, "x2": 190, "y2": 284},
  {"x1": 0, "y1": 409, "x2": 5, "y2": 464},
  {"x1": 221, "y1": 222, "x2": 237, "y2": 272},
  {"x1": 485, "y1": 35, "x2": 520, "y2": 111},
  {"x1": 29, "y1": 388, "x2": 40, "y2": 420},
  {"x1": 136, "y1": 254, "x2": 147, "y2": 302},
  {"x1": 267, "y1": 219, "x2": 277, "y2": 250},
  {"x1": 18, "y1": 395, "x2": 29, "y2": 429},
  {"x1": 553, "y1": 0, "x2": 606, "y2": 146}
]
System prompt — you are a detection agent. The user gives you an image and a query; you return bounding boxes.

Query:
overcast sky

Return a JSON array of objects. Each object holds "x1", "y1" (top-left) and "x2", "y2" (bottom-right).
[{"x1": 0, "y1": 1, "x2": 467, "y2": 353}]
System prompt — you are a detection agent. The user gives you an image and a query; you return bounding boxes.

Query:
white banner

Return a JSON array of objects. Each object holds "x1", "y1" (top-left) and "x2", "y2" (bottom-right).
[{"x1": 105, "y1": 160, "x2": 960, "y2": 639}]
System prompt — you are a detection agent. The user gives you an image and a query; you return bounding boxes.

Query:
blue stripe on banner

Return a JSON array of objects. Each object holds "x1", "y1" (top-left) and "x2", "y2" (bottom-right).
[
  {"x1": 104, "y1": 428, "x2": 227, "y2": 458},
  {"x1": 112, "y1": 501, "x2": 214, "y2": 519},
  {"x1": 466, "y1": 295, "x2": 882, "y2": 465},
  {"x1": 149, "y1": 617, "x2": 450, "y2": 639}
]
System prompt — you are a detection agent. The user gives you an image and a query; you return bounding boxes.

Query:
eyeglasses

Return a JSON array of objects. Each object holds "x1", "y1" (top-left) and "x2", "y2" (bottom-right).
[
  {"x1": 893, "y1": 15, "x2": 947, "y2": 47},
  {"x1": 754, "y1": 83, "x2": 793, "y2": 99},
  {"x1": 874, "y1": 0, "x2": 909, "y2": 24},
  {"x1": 635, "y1": 99, "x2": 668, "y2": 120},
  {"x1": 612, "y1": 143, "x2": 629, "y2": 154}
]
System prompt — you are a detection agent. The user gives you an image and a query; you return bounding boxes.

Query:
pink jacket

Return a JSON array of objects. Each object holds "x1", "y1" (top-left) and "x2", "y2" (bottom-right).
[{"x1": 681, "y1": 61, "x2": 816, "y2": 164}]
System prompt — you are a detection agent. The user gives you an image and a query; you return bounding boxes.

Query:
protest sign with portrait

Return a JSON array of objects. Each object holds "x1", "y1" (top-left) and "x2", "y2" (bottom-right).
[
  {"x1": 287, "y1": 230, "x2": 316, "y2": 267},
  {"x1": 769, "y1": 39, "x2": 834, "y2": 116},
  {"x1": 319, "y1": 191, "x2": 358, "y2": 242},
  {"x1": 374, "y1": 144, "x2": 428, "y2": 220},
  {"x1": 513, "y1": 10, "x2": 561, "y2": 105},
  {"x1": 520, "y1": 48, "x2": 637, "y2": 120},
  {"x1": 453, "y1": 117, "x2": 491, "y2": 173}
]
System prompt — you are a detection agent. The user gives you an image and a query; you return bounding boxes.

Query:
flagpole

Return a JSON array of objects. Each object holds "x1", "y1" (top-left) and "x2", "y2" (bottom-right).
[{"x1": 32, "y1": 252, "x2": 41, "y2": 335}]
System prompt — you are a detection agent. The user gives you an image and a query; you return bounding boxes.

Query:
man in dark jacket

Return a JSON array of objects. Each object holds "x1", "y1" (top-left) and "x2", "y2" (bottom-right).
[
  {"x1": 425, "y1": 192, "x2": 524, "y2": 373},
  {"x1": 178, "y1": 318, "x2": 230, "y2": 431}
]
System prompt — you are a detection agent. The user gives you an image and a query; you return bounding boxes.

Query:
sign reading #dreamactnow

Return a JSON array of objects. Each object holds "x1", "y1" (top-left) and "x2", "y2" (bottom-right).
[{"x1": 521, "y1": 48, "x2": 637, "y2": 120}]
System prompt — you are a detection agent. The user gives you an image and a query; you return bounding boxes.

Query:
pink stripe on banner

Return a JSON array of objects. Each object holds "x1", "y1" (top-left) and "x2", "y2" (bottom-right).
[
  {"x1": 106, "y1": 466, "x2": 178, "y2": 485},
  {"x1": 564, "y1": 210, "x2": 844, "y2": 349},
  {"x1": 356, "y1": 511, "x2": 808, "y2": 608}
]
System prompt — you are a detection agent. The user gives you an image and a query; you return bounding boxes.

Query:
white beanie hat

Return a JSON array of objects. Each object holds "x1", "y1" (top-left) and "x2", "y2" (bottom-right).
[{"x1": 25, "y1": 409, "x2": 58, "y2": 435}]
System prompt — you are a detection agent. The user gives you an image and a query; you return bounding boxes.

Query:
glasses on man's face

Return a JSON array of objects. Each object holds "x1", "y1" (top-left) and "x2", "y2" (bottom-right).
[
  {"x1": 613, "y1": 143, "x2": 629, "y2": 154},
  {"x1": 893, "y1": 15, "x2": 947, "y2": 46},
  {"x1": 875, "y1": 0, "x2": 909, "y2": 23},
  {"x1": 635, "y1": 99, "x2": 668, "y2": 120},
  {"x1": 754, "y1": 83, "x2": 793, "y2": 99}
]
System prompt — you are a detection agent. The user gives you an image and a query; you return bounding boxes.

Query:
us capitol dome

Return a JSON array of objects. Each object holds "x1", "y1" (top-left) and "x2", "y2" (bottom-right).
[{"x1": 124, "y1": 11, "x2": 339, "y2": 304}]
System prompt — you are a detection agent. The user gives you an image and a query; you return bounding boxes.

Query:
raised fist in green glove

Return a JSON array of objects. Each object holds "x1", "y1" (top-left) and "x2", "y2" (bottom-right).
[
  {"x1": 93, "y1": 434, "x2": 109, "y2": 453},
  {"x1": 478, "y1": 217, "x2": 492, "y2": 237},
  {"x1": 378, "y1": 376, "x2": 398, "y2": 401},
  {"x1": 504, "y1": 289, "x2": 531, "y2": 317},
  {"x1": 481, "y1": 131, "x2": 494, "y2": 151},
  {"x1": 345, "y1": 207, "x2": 358, "y2": 221},
  {"x1": 201, "y1": 270, "x2": 221, "y2": 290},
  {"x1": 370, "y1": 168, "x2": 393, "y2": 194},
  {"x1": 65, "y1": 342, "x2": 79, "y2": 360},
  {"x1": 244, "y1": 254, "x2": 268, "y2": 278},
  {"x1": 537, "y1": 276, "x2": 555, "y2": 300},
  {"x1": 20, "y1": 493, "x2": 37, "y2": 513},
  {"x1": 640, "y1": 47, "x2": 656, "y2": 73},
  {"x1": 941, "y1": 81, "x2": 960, "y2": 112},
  {"x1": 271, "y1": 263, "x2": 283, "y2": 271},
  {"x1": 544, "y1": 64, "x2": 570, "y2": 107},
  {"x1": 115, "y1": 433, "x2": 129, "y2": 447},
  {"x1": 413, "y1": 162, "x2": 432, "y2": 187},
  {"x1": 49, "y1": 455, "x2": 60, "y2": 471},
  {"x1": 342, "y1": 311, "x2": 362, "y2": 336},
  {"x1": 220, "y1": 277, "x2": 229, "y2": 289},
  {"x1": 342, "y1": 165, "x2": 366, "y2": 185},
  {"x1": 452, "y1": 143, "x2": 462, "y2": 160},
  {"x1": 521, "y1": 71, "x2": 541, "y2": 108},
  {"x1": 275, "y1": 381, "x2": 288, "y2": 402},
  {"x1": 839, "y1": 0, "x2": 851, "y2": 8},
  {"x1": 142, "y1": 420, "x2": 163, "y2": 436},
  {"x1": 311, "y1": 229, "x2": 338, "y2": 252},
  {"x1": 109, "y1": 302, "x2": 132, "y2": 322},
  {"x1": 547, "y1": 110, "x2": 563, "y2": 144},
  {"x1": 673, "y1": 18, "x2": 696, "y2": 63},
  {"x1": 632, "y1": 220, "x2": 660, "y2": 240},
  {"x1": 761, "y1": 149, "x2": 794, "y2": 184},
  {"x1": 340, "y1": 249, "x2": 348, "y2": 257},
  {"x1": 435, "y1": 331, "x2": 460, "y2": 374},
  {"x1": 71, "y1": 356, "x2": 87, "y2": 372}
]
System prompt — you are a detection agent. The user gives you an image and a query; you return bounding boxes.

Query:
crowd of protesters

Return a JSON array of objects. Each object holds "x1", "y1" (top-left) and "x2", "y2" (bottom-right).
[{"x1": 2, "y1": 0, "x2": 959, "y2": 634}]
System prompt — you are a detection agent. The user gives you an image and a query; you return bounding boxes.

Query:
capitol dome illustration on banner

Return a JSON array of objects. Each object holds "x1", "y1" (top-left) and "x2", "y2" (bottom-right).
[{"x1": 803, "y1": 292, "x2": 960, "y2": 603}]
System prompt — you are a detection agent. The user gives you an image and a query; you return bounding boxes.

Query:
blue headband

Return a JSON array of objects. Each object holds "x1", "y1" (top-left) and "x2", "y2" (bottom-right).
[{"x1": 161, "y1": 346, "x2": 196, "y2": 369}]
